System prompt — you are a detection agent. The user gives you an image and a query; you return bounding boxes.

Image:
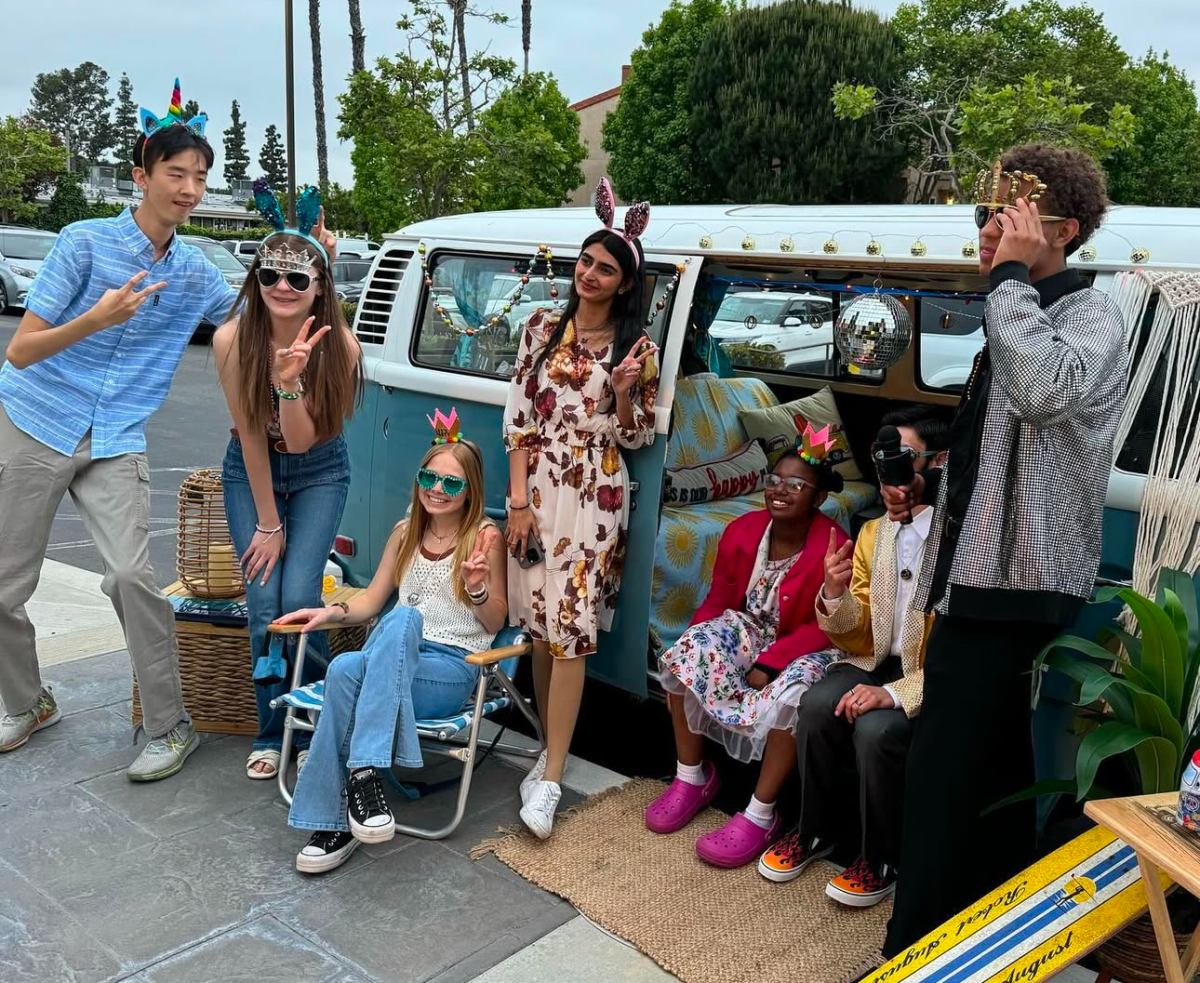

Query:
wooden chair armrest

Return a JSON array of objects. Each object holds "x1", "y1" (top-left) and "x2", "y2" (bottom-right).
[
  {"x1": 465, "y1": 642, "x2": 533, "y2": 666},
  {"x1": 267, "y1": 622, "x2": 345, "y2": 635}
]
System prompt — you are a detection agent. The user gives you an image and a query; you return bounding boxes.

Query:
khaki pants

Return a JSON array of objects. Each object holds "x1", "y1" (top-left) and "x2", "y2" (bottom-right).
[{"x1": 0, "y1": 404, "x2": 185, "y2": 737}]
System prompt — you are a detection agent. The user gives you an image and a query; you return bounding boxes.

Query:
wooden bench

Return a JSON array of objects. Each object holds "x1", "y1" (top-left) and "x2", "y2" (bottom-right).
[{"x1": 132, "y1": 580, "x2": 368, "y2": 735}]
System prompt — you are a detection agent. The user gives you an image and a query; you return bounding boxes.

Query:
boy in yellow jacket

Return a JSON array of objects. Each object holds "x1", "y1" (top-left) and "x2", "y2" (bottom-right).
[{"x1": 758, "y1": 407, "x2": 948, "y2": 906}]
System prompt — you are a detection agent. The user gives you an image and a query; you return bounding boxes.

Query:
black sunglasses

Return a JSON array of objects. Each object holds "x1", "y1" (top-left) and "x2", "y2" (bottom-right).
[
  {"x1": 256, "y1": 268, "x2": 313, "y2": 292},
  {"x1": 974, "y1": 204, "x2": 1066, "y2": 230}
]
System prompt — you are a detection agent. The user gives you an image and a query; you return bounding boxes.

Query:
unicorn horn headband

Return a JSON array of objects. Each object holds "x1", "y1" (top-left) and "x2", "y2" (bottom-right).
[
  {"x1": 253, "y1": 179, "x2": 328, "y2": 268},
  {"x1": 138, "y1": 78, "x2": 207, "y2": 139},
  {"x1": 594, "y1": 177, "x2": 650, "y2": 269}
]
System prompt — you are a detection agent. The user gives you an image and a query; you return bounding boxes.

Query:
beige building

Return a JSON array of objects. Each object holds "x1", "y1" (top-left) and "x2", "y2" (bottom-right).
[{"x1": 566, "y1": 66, "x2": 630, "y2": 206}]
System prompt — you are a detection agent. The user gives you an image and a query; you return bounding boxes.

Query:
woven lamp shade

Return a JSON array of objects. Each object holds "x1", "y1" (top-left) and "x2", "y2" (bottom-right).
[{"x1": 176, "y1": 468, "x2": 244, "y2": 598}]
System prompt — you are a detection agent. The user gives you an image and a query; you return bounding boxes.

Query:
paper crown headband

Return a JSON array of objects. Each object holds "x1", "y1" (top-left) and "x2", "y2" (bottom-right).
[
  {"x1": 972, "y1": 158, "x2": 1048, "y2": 207},
  {"x1": 139, "y1": 78, "x2": 207, "y2": 139},
  {"x1": 253, "y1": 180, "x2": 328, "y2": 268},
  {"x1": 594, "y1": 177, "x2": 650, "y2": 268},
  {"x1": 428, "y1": 408, "x2": 464, "y2": 445},
  {"x1": 797, "y1": 423, "x2": 838, "y2": 466}
]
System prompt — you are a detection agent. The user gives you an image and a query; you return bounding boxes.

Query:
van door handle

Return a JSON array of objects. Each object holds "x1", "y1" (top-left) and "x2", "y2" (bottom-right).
[
  {"x1": 630, "y1": 479, "x2": 640, "y2": 512},
  {"x1": 382, "y1": 417, "x2": 389, "y2": 440}
]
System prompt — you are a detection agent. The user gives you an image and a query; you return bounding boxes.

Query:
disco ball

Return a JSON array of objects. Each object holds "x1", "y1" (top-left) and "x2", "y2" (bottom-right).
[{"x1": 834, "y1": 293, "x2": 913, "y2": 369}]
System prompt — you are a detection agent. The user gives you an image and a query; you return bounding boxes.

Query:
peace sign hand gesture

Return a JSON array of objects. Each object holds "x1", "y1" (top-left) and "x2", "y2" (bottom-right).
[
  {"x1": 823, "y1": 528, "x2": 854, "y2": 601},
  {"x1": 275, "y1": 316, "x2": 332, "y2": 386},
  {"x1": 461, "y1": 525, "x2": 500, "y2": 593},
  {"x1": 93, "y1": 270, "x2": 169, "y2": 331},
  {"x1": 613, "y1": 340, "x2": 658, "y2": 397}
]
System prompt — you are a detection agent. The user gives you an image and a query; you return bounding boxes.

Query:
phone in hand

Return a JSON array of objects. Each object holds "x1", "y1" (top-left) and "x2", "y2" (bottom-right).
[{"x1": 517, "y1": 529, "x2": 546, "y2": 569}]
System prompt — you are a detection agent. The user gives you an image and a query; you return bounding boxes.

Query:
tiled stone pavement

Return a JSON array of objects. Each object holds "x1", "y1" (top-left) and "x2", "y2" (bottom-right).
[{"x1": 0, "y1": 651, "x2": 577, "y2": 983}]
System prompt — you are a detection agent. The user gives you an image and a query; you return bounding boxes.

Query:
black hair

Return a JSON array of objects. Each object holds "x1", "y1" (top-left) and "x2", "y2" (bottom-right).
[
  {"x1": 1000, "y1": 143, "x2": 1108, "y2": 256},
  {"x1": 774, "y1": 448, "x2": 845, "y2": 494},
  {"x1": 133, "y1": 126, "x2": 215, "y2": 173},
  {"x1": 880, "y1": 404, "x2": 951, "y2": 453},
  {"x1": 531, "y1": 228, "x2": 647, "y2": 376}
]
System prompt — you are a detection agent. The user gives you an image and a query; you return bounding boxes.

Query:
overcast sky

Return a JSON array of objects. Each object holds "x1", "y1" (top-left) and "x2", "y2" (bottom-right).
[{"x1": 0, "y1": 0, "x2": 1194, "y2": 188}]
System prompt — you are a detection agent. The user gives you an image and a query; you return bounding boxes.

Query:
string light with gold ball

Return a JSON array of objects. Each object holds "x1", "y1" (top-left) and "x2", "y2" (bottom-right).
[{"x1": 418, "y1": 240, "x2": 556, "y2": 336}]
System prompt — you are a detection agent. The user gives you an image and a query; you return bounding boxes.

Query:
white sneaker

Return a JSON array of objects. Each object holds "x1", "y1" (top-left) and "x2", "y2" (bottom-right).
[
  {"x1": 0, "y1": 687, "x2": 60, "y2": 752},
  {"x1": 520, "y1": 749, "x2": 548, "y2": 805},
  {"x1": 519, "y1": 780, "x2": 562, "y2": 840}
]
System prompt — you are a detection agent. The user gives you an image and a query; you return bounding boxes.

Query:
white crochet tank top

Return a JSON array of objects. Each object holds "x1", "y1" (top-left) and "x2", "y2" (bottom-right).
[{"x1": 396, "y1": 550, "x2": 494, "y2": 654}]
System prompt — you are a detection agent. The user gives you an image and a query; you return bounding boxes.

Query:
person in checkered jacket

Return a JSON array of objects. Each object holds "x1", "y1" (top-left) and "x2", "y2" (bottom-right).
[{"x1": 878, "y1": 144, "x2": 1128, "y2": 957}]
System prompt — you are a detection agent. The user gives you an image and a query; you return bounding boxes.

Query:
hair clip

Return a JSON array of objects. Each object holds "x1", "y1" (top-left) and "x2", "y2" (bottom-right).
[
  {"x1": 427, "y1": 408, "x2": 464, "y2": 445},
  {"x1": 138, "y1": 78, "x2": 207, "y2": 139}
]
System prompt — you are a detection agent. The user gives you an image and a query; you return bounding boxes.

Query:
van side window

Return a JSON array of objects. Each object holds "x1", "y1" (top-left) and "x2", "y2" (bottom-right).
[
  {"x1": 917, "y1": 295, "x2": 986, "y2": 392},
  {"x1": 414, "y1": 251, "x2": 680, "y2": 379},
  {"x1": 1115, "y1": 293, "x2": 1164, "y2": 475},
  {"x1": 708, "y1": 285, "x2": 841, "y2": 377}
]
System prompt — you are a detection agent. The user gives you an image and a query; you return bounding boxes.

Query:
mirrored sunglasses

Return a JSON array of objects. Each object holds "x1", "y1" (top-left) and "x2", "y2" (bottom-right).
[
  {"x1": 256, "y1": 268, "x2": 313, "y2": 292},
  {"x1": 417, "y1": 467, "x2": 467, "y2": 497},
  {"x1": 974, "y1": 204, "x2": 1066, "y2": 230},
  {"x1": 765, "y1": 473, "x2": 817, "y2": 494}
]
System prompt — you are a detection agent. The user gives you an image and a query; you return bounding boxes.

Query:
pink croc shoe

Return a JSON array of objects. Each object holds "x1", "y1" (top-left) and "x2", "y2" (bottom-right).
[
  {"x1": 645, "y1": 764, "x2": 721, "y2": 834},
  {"x1": 695, "y1": 812, "x2": 784, "y2": 869}
]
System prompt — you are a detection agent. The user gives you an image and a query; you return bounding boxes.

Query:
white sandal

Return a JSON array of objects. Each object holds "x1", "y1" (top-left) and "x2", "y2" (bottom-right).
[{"x1": 246, "y1": 749, "x2": 281, "y2": 780}]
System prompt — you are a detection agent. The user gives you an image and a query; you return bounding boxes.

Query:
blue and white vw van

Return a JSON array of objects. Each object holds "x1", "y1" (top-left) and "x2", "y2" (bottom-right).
[{"x1": 331, "y1": 202, "x2": 1200, "y2": 779}]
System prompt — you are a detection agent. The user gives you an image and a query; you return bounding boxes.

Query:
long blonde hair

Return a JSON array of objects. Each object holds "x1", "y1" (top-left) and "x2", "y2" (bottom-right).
[{"x1": 393, "y1": 440, "x2": 488, "y2": 605}]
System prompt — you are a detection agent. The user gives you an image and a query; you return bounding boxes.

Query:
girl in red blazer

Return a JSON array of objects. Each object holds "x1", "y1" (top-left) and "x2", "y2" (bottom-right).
[{"x1": 649, "y1": 443, "x2": 849, "y2": 868}]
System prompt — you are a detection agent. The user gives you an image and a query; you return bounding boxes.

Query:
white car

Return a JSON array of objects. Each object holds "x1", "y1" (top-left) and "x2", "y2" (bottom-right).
[
  {"x1": 709, "y1": 291, "x2": 836, "y2": 370},
  {"x1": 919, "y1": 298, "x2": 985, "y2": 389}
]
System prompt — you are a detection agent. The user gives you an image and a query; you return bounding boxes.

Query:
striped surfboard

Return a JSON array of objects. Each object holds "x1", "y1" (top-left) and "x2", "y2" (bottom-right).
[{"x1": 866, "y1": 826, "x2": 1170, "y2": 983}]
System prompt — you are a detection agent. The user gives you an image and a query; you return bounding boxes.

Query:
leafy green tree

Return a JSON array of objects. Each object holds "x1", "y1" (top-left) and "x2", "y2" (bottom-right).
[
  {"x1": 27, "y1": 62, "x2": 117, "y2": 171},
  {"x1": 114, "y1": 73, "x2": 139, "y2": 178},
  {"x1": 0, "y1": 117, "x2": 67, "y2": 222},
  {"x1": 602, "y1": 0, "x2": 735, "y2": 204},
  {"x1": 223, "y1": 99, "x2": 251, "y2": 184},
  {"x1": 692, "y1": 0, "x2": 908, "y2": 204},
  {"x1": 258, "y1": 123, "x2": 288, "y2": 188},
  {"x1": 1105, "y1": 52, "x2": 1200, "y2": 207},
  {"x1": 39, "y1": 173, "x2": 91, "y2": 231},
  {"x1": 183, "y1": 99, "x2": 203, "y2": 121},
  {"x1": 474, "y1": 73, "x2": 585, "y2": 211},
  {"x1": 322, "y1": 181, "x2": 368, "y2": 233}
]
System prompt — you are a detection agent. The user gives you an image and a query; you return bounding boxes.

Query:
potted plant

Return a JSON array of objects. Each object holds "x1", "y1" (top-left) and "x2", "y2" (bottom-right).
[{"x1": 1033, "y1": 567, "x2": 1200, "y2": 983}]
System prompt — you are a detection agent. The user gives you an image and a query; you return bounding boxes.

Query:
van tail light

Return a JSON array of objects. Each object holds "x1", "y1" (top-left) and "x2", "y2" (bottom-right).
[{"x1": 333, "y1": 536, "x2": 357, "y2": 558}]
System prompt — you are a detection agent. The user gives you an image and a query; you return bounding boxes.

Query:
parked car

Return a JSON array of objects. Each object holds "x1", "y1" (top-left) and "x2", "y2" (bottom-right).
[
  {"x1": 708, "y1": 290, "x2": 836, "y2": 371},
  {"x1": 0, "y1": 228, "x2": 59, "y2": 313},
  {"x1": 220, "y1": 239, "x2": 262, "y2": 268},
  {"x1": 182, "y1": 235, "x2": 248, "y2": 342},
  {"x1": 332, "y1": 256, "x2": 372, "y2": 304},
  {"x1": 334, "y1": 237, "x2": 381, "y2": 258}
]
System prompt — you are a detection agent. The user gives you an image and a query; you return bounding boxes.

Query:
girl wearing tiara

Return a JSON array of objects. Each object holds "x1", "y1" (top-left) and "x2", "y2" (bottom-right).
[
  {"x1": 647, "y1": 436, "x2": 848, "y2": 870},
  {"x1": 214, "y1": 182, "x2": 363, "y2": 782},
  {"x1": 275, "y1": 411, "x2": 507, "y2": 874},
  {"x1": 504, "y1": 179, "x2": 659, "y2": 839}
]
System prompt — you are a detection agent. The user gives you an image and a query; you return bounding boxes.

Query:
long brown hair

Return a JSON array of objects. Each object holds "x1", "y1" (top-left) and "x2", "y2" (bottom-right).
[
  {"x1": 393, "y1": 440, "x2": 489, "y2": 605},
  {"x1": 228, "y1": 234, "x2": 362, "y2": 439}
]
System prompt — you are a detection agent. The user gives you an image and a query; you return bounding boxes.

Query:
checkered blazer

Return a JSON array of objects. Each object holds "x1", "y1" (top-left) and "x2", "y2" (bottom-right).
[{"x1": 913, "y1": 274, "x2": 1128, "y2": 615}]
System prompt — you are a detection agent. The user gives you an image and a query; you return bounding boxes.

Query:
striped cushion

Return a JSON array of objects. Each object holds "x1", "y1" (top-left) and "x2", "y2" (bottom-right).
[{"x1": 272, "y1": 680, "x2": 511, "y2": 739}]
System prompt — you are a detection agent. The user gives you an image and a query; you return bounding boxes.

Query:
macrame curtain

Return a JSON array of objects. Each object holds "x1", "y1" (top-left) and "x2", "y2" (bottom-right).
[{"x1": 1109, "y1": 269, "x2": 1200, "y2": 603}]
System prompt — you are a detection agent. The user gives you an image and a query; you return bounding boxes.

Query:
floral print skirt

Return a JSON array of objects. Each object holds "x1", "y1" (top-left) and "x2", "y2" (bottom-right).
[{"x1": 659, "y1": 609, "x2": 834, "y2": 762}]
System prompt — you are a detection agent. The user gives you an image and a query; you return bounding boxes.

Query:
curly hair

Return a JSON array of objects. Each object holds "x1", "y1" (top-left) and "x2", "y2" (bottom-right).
[{"x1": 1000, "y1": 144, "x2": 1109, "y2": 256}]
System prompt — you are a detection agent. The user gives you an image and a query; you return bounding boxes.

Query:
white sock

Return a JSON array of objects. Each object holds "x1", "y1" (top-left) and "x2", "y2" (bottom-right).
[
  {"x1": 744, "y1": 794, "x2": 776, "y2": 829},
  {"x1": 676, "y1": 760, "x2": 707, "y2": 786}
]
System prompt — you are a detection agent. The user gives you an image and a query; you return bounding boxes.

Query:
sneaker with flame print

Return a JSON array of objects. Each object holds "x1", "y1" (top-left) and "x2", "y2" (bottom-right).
[{"x1": 825, "y1": 858, "x2": 897, "y2": 907}]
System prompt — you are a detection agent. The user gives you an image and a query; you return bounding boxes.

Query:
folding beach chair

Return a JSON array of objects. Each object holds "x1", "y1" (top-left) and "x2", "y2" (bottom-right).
[{"x1": 268, "y1": 619, "x2": 542, "y2": 840}]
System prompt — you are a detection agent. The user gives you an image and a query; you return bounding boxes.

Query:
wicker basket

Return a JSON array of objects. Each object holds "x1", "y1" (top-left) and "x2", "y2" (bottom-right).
[
  {"x1": 1094, "y1": 909, "x2": 1192, "y2": 983},
  {"x1": 133, "y1": 582, "x2": 368, "y2": 735},
  {"x1": 177, "y1": 468, "x2": 243, "y2": 599}
]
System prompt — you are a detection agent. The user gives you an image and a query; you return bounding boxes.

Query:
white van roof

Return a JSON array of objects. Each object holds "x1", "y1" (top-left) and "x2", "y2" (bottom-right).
[{"x1": 399, "y1": 203, "x2": 1200, "y2": 271}]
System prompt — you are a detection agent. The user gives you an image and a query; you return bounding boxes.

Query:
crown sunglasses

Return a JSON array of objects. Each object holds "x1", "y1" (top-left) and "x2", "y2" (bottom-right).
[
  {"x1": 417, "y1": 467, "x2": 468, "y2": 497},
  {"x1": 256, "y1": 267, "x2": 314, "y2": 292},
  {"x1": 974, "y1": 204, "x2": 1066, "y2": 230}
]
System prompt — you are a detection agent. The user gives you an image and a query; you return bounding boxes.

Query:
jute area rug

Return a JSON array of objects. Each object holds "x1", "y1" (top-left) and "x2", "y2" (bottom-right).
[{"x1": 473, "y1": 778, "x2": 889, "y2": 983}]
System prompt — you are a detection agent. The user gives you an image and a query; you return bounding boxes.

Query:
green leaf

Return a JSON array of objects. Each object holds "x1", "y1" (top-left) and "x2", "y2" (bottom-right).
[
  {"x1": 1159, "y1": 568, "x2": 1200, "y2": 651},
  {"x1": 1133, "y1": 738, "x2": 1181, "y2": 793},
  {"x1": 984, "y1": 779, "x2": 1117, "y2": 815},
  {"x1": 1098, "y1": 625, "x2": 1143, "y2": 668},
  {"x1": 1076, "y1": 722, "x2": 1176, "y2": 799},
  {"x1": 1122, "y1": 588, "x2": 1185, "y2": 718}
]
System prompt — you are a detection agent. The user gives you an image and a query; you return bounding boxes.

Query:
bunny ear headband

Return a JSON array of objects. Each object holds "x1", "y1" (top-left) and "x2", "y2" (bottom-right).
[
  {"x1": 594, "y1": 177, "x2": 650, "y2": 268},
  {"x1": 252, "y1": 180, "x2": 328, "y2": 268}
]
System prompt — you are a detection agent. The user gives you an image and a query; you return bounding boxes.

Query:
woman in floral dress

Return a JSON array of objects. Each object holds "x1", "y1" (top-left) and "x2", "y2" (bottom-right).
[
  {"x1": 647, "y1": 444, "x2": 849, "y2": 869},
  {"x1": 504, "y1": 180, "x2": 659, "y2": 839}
]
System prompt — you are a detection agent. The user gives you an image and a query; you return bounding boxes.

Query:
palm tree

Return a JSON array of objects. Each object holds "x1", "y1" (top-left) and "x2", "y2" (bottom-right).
[
  {"x1": 348, "y1": 0, "x2": 365, "y2": 73},
  {"x1": 522, "y1": 0, "x2": 531, "y2": 76},
  {"x1": 451, "y1": 0, "x2": 475, "y2": 131},
  {"x1": 308, "y1": 0, "x2": 329, "y2": 190}
]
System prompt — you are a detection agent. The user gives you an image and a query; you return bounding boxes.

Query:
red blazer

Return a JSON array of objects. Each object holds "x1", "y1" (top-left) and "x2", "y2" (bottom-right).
[{"x1": 690, "y1": 508, "x2": 849, "y2": 673}]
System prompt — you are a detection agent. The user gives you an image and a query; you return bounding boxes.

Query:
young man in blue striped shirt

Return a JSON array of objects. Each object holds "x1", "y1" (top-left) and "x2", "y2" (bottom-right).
[{"x1": 0, "y1": 95, "x2": 333, "y2": 781}]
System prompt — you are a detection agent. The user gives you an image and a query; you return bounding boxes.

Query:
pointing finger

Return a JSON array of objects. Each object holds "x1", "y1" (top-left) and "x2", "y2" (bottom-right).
[{"x1": 826, "y1": 528, "x2": 837, "y2": 557}]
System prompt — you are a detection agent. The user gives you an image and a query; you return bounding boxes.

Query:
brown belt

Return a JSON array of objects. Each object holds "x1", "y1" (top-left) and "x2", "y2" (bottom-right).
[{"x1": 230, "y1": 428, "x2": 290, "y2": 454}]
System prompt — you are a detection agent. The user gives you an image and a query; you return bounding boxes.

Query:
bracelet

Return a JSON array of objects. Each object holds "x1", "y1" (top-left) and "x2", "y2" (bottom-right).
[
  {"x1": 329, "y1": 601, "x2": 350, "y2": 620},
  {"x1": 275, "y1": 387, "x2": 302, "y2": 401},
  {"x1": 508, "y1": 502, "x2": 530, "y2": 511},
  {"x1": 465, "y1": 583, "x2": 488, "y2": 602},
  {"x1": 255, "y1": 522, "x2": 283, "y2": 537},
  {"x1": 469, "y1": 589, "x2": 489, "y2": 606}
]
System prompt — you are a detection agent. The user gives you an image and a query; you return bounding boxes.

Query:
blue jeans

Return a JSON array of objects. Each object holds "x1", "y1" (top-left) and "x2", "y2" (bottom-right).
[
  {"x1": 222, "y1": 434, "x2": 350, "y2": 751},
  {"x1": 288, "y1": 606, "x2": 480, "y2": 832}
]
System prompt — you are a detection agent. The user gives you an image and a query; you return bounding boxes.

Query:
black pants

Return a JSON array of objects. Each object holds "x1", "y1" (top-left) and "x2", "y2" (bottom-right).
[
  {"x1": 882, "y1": 615, "x2": 1060, "y2": 958},
  {"x1": 796, "y1": 660, "x2": 912, "y2": 867}
]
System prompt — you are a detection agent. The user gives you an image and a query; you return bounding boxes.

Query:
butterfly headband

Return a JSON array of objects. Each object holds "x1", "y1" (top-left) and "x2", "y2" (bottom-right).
[
  {"x1": 594, "y1": 177, "x2": 650, "y2": 269},
  {"x1": 138, "y1": 78, "x2": 207, "y2": 140},
  {"x1": 253, "y1": 180, "x2": 328, "y2": 266},
  {"x1": 428, "y1": 408, "x2": 465, "y2": 445}
]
